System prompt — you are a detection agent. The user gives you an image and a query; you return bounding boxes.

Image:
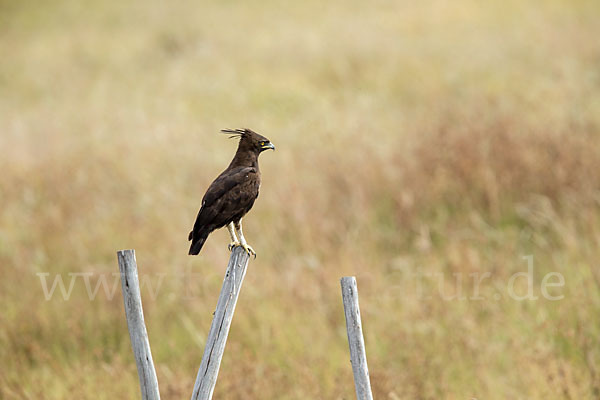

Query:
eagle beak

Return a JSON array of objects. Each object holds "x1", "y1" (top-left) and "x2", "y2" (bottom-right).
[{"x1": 262, "y1": 142, "x2": 275, "y2": 151}]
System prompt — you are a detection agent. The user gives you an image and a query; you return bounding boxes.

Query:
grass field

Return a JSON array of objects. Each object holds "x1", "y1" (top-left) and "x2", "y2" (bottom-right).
[{"x1": 1, "y1": 0, "x2": 600, "y2": 398}]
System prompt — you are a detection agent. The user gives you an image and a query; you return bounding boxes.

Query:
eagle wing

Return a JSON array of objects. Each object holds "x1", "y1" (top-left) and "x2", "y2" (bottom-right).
[{"x1": 188, "y1": 166, "x2": 259, "y2": 251}]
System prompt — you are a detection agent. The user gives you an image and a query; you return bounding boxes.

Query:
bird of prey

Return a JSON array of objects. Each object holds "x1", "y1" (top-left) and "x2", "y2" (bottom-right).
[{"x1": 188, "y1": 129, "x2": 275, "y2": 256}]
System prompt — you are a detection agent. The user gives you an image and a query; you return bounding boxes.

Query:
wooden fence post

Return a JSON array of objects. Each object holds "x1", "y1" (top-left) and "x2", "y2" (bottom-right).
[
  {"x1": 341, "y1": 276, "x2": 374, "y2": 400},
  {"x1": 116, "y1": 250, "x2": 371, "y2": 400},
  {"x1": 117, "y1": 249, "x2": 161, "y2": 400},
  {"x1": 191, "y1": 246, "x2": 251, "y2": 400}
]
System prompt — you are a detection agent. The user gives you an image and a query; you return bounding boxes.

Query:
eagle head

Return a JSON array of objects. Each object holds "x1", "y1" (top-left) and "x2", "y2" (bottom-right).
[{"x1": 221, "y1": 128, "x2": 275, "y2": 153}]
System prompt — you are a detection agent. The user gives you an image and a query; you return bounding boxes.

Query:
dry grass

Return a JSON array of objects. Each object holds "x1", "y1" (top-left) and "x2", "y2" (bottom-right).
[{"x1": 1, "y1": 0, "x2": 600, "y2": 398}]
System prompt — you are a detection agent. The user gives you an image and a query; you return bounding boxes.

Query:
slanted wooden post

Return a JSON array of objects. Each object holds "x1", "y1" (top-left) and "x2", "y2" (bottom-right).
[
  {"x1": 341, "y1": 276, "x2": 373, "y2": 400},
  {"x1": 117, "y1": 249, "x2": 161, "y2": 400},
  {"x1": 191, "y1": 246, "x2": 251, "y2": 400}
]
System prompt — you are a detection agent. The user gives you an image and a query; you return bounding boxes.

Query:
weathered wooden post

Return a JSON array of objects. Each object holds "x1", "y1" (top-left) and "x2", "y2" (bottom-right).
[
  {"x1": 341, "y1": 276, "x2": 374, "y2": 400},
  {"x1": 191, "y1": 246, "x2": 251, "y2": 400},
  {"x1": 117, "y1": 250, "x2": 371, "y2": 399},
  {"x1": 117, "y1": 249, "x2": 161, "y2": 400}
]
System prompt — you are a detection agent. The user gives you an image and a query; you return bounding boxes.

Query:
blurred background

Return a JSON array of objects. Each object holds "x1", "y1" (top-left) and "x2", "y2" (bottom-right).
[{"x1": 1, "y1": 0, "x2": 600, "y2": 398}]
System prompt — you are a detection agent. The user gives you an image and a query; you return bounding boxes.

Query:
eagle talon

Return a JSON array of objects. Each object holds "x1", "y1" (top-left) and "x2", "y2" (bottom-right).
[
  {"x1": 241, "y1": 244, "x2": 256, "y2": 258},
  {"x1": 228, "y1": 241, "x2": 240, "y2": 251}
]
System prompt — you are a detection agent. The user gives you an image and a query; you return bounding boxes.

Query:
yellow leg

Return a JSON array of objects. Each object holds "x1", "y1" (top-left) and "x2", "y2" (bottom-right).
[
  {"x1": 235, "y1": 220, "x2": 256, "y2": 257},
  {"x1": 227, "y1": 222, "x2": 240, "y2": 251}
]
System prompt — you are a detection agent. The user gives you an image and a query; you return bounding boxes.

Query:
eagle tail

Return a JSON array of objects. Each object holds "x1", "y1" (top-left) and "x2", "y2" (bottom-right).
[{"x1": 188, "y1": 230, "x2": 209, "y2": 255}]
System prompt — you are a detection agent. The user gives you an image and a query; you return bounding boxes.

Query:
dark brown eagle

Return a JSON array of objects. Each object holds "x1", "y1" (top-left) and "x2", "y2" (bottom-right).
[{"x1": 188, "y1": 129, "x2": 275, "y2": 256}]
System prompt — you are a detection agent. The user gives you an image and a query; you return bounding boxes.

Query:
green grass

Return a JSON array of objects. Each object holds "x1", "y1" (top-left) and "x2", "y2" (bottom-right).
[{"x1": 1, "y1": 0, "x2": 600, "y2": 398}]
